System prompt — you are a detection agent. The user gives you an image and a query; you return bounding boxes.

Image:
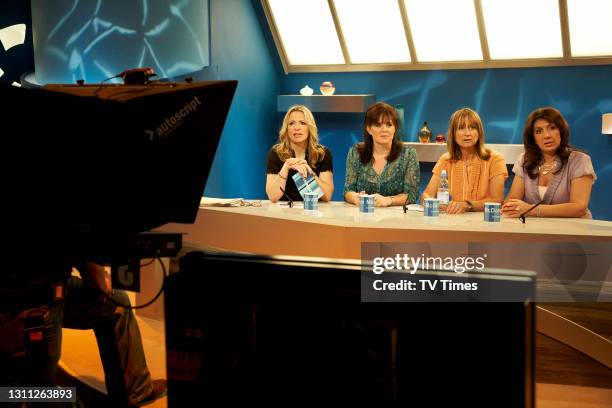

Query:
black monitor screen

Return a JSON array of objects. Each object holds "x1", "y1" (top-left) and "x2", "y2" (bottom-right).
[{"x1": 165, "y1": 251, "x2": 535, "y2": 405}]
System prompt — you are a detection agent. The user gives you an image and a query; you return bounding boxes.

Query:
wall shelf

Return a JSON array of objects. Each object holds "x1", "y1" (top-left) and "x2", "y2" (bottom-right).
[
  {"x1": 277, "y1": 94, "x2": 375, "y2": 113},
  {"x1": 405, "y1": 142, "x2": 523, "y2": 164}
]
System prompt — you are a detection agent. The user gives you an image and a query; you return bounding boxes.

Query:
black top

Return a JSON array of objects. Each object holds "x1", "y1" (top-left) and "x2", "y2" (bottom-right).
[{"x1": 266, "y1": 146, "x2": 333, "y2": 201}]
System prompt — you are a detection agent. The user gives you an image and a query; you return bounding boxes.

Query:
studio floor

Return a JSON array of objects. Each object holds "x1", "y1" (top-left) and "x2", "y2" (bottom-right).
[{"x1": 59, "y1": 304, "x2": 612, "y2": 407}]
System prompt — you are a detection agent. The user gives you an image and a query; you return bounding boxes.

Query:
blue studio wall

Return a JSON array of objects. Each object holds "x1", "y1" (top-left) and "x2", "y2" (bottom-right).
[
  {"x1": 279, "y1": 67, "x2": 612, "y2": 220},
  {"x1": 189, "y1": 0, "x2": 279, "y2": 199}
]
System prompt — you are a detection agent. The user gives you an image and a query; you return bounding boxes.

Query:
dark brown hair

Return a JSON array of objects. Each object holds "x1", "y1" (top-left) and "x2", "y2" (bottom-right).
[
  {"x1": 357, "y1": 102, "x2": 403, "y2": 165},
  {"x1": 522, "y1": 107, "x2": 571, "y2": 179},
  {"x1": 447, "y1": 108, "x2": 490, "y2": 161}
]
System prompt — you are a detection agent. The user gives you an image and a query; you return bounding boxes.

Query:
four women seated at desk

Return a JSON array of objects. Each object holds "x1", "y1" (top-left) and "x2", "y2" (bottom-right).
[{"x1": 266, "y1": 104, "x2": 596, "y2": 218}]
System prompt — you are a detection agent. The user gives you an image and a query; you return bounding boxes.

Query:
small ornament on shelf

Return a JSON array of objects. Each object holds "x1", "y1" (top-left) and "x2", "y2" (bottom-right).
[
  {"x1": 300, "y1": 85, "x2": 314, "y2": 96},
  {"x1": 418, "y1": 121, "x2": 432, "y2": 143},
  {"x1": 435, "y1": 133, "x2": 446, "y2": 143}
]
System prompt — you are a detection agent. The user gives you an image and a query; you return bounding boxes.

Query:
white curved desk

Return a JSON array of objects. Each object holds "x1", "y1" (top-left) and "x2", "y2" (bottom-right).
[{"x1": 159, "y1": 201, "x2": 612, "y2": 259}]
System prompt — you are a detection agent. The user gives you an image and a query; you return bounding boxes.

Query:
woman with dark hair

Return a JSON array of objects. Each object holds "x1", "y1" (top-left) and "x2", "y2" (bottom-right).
[
  {"x1": 421, "y1": 108, "x2": 507, "y2": 214},
  {"x1": 344, "y1": 102, "x2": 419, "y2": 207},
  {"x1": 266, "y1": 105, "x2": 333, "y2": 202},
  {"x1": 503, "y1": 107, "x2": 596, "y2": 218}
]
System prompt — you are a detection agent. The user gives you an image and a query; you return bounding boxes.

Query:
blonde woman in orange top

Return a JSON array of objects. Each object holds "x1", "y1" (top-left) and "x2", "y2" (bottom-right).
[{"x1": 421, "y1": 108, "x2": 508, "y2": 214}]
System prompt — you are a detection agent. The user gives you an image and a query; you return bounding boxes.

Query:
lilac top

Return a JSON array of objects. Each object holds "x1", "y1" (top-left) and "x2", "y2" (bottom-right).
[{"x1": 512, "y1": 151, "x2": 597, "y2": 218}]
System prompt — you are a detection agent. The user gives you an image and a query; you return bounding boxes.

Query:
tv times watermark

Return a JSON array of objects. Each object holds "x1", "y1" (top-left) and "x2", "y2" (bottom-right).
[{"x1": 360, "y1": 242, "x2": 612, "y2": 302}]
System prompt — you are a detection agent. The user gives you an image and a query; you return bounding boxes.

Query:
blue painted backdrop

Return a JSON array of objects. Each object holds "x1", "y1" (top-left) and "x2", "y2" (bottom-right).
[
  {"x1": 185, "y1": 0, "x2": 279, "y2": 199},
  {"x1": 1, "y1": 0, "x2": 610, "y2": 220}
]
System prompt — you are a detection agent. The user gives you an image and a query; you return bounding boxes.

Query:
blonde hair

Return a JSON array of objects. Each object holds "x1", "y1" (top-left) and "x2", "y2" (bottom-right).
[
  {"x1": 274, "y1": 105, "x2": 325, "y2": 169},
  {"x1": 447, "y1": 108, "x2": 491, "y2": 161}
]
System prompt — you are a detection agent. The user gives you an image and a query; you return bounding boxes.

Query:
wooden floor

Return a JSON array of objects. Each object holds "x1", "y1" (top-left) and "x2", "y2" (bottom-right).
[
  {"x1": 537, "y1": 384, "x2": 612, "y2": 407},
  {"x1": 60, "y1": 315, "x2": 612, "y2": 407},
  {"x1": 536, "y1": 303, "x2": 612, "y2": 389},
  {"x1": 540, "y1": 303, "x2": 612, "y2": 340}
]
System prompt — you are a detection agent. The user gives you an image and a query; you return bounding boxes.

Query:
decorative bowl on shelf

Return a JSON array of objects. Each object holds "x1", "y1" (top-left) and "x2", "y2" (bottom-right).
[
  {"x1": 435, "y1": 133, "x2": 446, "y2": 143},
  {"x1": 300, "y1": 85, "x2": 314, "y2": 96},
  {"x1": 320, "y1": 81, "x2": 335, "y2": 96}
]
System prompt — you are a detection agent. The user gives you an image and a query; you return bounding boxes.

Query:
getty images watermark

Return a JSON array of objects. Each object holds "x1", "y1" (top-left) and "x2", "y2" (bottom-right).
[
  {"x1": 371, "y1": 253, "x2": 486, "y2": 292},
  {"x1": 360, "y1": 243, "x2": 612, "y2": 302}
]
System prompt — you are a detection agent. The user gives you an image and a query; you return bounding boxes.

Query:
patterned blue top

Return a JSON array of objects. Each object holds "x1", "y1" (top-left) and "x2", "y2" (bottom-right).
[{"x1": 343, "y1": 144, "x2": 420, "y2": 203}]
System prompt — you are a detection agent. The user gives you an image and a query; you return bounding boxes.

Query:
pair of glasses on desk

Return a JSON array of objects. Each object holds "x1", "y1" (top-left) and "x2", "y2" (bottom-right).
[{"x1": 242, "y1": 200, "x2": 262, "y2": 207}]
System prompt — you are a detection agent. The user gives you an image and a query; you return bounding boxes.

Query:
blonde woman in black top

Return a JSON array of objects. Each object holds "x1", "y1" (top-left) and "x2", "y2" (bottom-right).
[{"x1": 266, "y1": 105, "x2": 333, "y2": 202}]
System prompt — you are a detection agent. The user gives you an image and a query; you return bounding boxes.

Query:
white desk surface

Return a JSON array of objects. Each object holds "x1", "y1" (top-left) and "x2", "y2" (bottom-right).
[{"x1": 158, "y1": 201, "x2": 612, "y2": 259}]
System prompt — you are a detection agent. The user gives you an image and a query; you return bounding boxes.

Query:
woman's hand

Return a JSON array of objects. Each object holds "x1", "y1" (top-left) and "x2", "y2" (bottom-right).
[
  {"x1": 284, "y1": 158, "x2": 312, "y2": 179},
  {"x1": 353, "y1": 191, "x2": 367, "y2": 205},
  {"x1": 502, "y1": 198, "x2": 529, "y2": 218},
  {"x1": 373, "y1": 194, "x2": 392, "y2": 207},
  {"x1": 445, "y1": 200, "x2": 469, "y2": 214}
]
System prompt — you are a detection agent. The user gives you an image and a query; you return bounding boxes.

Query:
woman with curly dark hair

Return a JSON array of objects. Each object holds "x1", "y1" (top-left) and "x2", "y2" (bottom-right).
[{"x1": 503, "y1": 107, "x2": 596, "y2": 218}]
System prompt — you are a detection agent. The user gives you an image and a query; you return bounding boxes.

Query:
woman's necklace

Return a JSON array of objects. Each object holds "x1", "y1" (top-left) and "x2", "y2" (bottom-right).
[{"x1": 539, "y1": 159, "x2": 557, "y2": 175}]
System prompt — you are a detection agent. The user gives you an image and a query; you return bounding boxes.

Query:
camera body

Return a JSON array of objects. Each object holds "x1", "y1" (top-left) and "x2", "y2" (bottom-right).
[{"x1": 120, "y1": 67, "x2": 157, "y2": 85}]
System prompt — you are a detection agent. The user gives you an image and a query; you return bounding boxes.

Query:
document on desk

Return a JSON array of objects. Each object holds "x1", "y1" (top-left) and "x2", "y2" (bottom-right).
[{"x1": 200, "y1": 197, "x2": 244, "y2": 207}]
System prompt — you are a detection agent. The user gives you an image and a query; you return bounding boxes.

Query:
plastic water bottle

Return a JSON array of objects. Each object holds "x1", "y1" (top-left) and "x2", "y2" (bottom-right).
[{"x1": 437, "y1": 170, "x2": 450, "y2": 204}]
